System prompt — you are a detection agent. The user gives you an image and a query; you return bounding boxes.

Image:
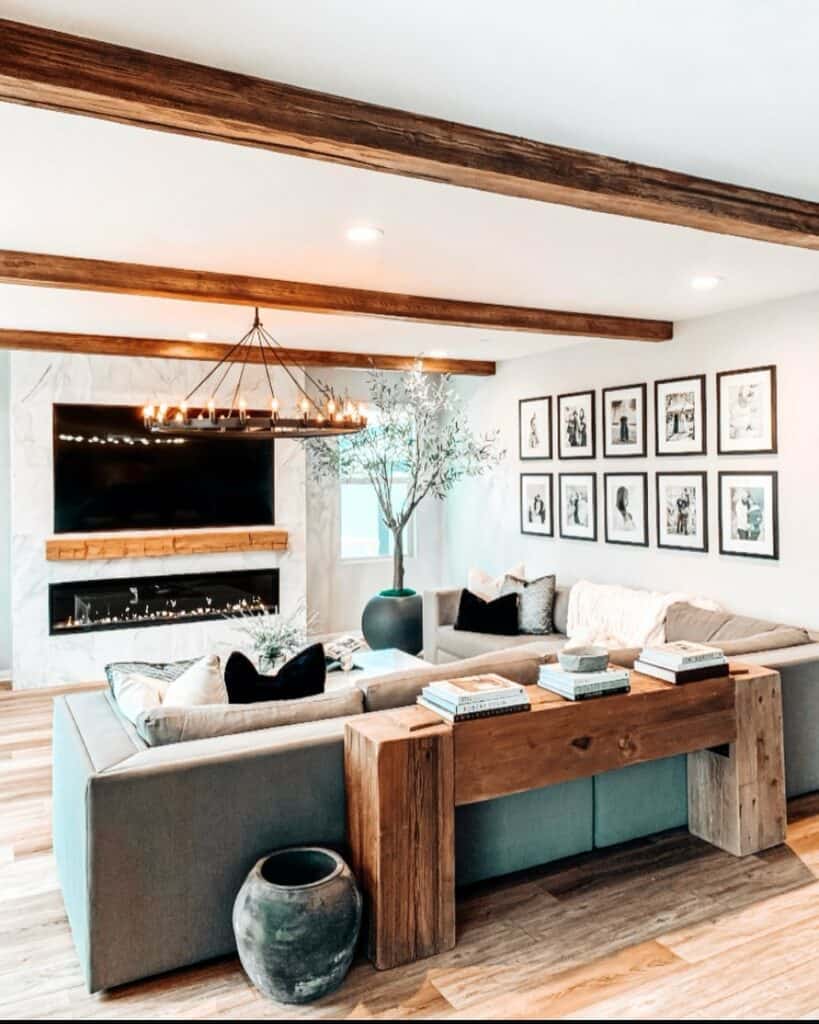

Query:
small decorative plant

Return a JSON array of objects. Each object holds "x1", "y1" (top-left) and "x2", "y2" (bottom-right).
[
  {"x1": 234, "y1": 604, "x2": 316, "y2": 672},
  {"x1": 305, "y1": 370, "x2": 504, "y2": 593}
]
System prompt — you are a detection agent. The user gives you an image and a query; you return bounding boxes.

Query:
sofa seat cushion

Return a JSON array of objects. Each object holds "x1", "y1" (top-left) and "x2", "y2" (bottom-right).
[
  {"x1": 438, "y1": 625, "x2": 566, "y2": 661},
  {"x1": 135, "y1": 685, "x2": 363, "y2": 746},
  {"x1": 665, "y1": 602, "x2": 811, "y2": 653},
  {"x1": 358, "y1": 640, "x2": 563, "y2": 712}
]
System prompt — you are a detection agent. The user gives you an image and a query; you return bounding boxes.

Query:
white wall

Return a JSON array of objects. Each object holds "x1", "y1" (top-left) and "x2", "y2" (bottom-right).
[
  {"x1": 305, "y1": 369, "x2": 443, "y2": 634},
  {"x1": 0, "y1": 352, "x2": 11, "y2": 673},
  {"x1": 9, "y1": 351, "x2": 307, "y2": 689},
  {"x1": 444, "y1": 291, "x2": 819, "y2": 630}
]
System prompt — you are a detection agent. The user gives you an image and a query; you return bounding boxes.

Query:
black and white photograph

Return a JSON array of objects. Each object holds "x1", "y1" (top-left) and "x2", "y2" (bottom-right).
[
  {"x1": 719, "y1": 471, "x2": 779, "y2": 560},
  {"x1": 656, "y1": 471, "x2": 708, "y2": 552},
  {"x1": 520, "y1": 473, "x2": 553, "y2": 536},
  {"x1": 518, "y1": 396, "x2": 552, "y2": 460},
  {"x1": 602, "y1": 383, "x2": 647, "y2": 457},
  {"x1": 604, "y1": 473, "x2": 648, "y2": 546},
  {"x1": 559, "y1": 473, "x2": 597, "y2": 541},
  {"x1": 557, "y1": 390, "x2": 596, "y2": 459},
  {"x1": 717, "y1": 365, "x2": 777, "y2": 454},
  {"x1": 654, "y1": 375, "x2": 706, "y2": 455}
]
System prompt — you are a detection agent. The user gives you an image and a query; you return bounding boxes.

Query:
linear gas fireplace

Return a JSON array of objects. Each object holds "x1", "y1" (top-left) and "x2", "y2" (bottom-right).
[{"x1": 49, "y1": 568, "x2": 280, "y2": 636}]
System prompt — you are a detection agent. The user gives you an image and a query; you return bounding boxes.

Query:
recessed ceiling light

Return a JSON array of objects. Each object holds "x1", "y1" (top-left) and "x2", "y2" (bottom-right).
[
  {"x1": 690, "y1": 274, "x2": 722, "y2": 291},
  {"x1": 187, "y1": 330, "x2": 208, "y2": 341},
  {"x1": 346, "y1": 225, "x2": 384, "y2": 243},
  {"x1": 426, "y1": 349, "x2": 448, "y2": 359}
]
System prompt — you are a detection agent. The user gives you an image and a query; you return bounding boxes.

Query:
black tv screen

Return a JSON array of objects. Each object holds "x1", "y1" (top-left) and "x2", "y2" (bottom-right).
[{"x1": 53, "y1": 403, "x2": 275, "y2": 534}]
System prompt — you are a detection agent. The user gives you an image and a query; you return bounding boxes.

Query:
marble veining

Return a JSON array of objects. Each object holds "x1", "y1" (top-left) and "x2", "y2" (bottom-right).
[{"x1": 10, "y1": 352, "x2": 307, "y2": 688}]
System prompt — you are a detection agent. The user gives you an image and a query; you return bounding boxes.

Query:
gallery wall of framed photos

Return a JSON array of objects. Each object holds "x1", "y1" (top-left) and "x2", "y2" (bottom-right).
[
  {"x1": 444, "y1": 291, "x2": 819, "y2": 627},
  {"x1": 515, "y1": 362, "x2": 780, "y2": 560}
]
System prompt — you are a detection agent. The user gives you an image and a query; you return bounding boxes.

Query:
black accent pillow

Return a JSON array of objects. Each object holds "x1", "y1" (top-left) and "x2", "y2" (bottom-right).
[
  {"x1": 453, "y1": 589, "x2": 519, "y2": 636},
  {"x1": 224, "y1": 644, "x2": 327, "y2": 703}
]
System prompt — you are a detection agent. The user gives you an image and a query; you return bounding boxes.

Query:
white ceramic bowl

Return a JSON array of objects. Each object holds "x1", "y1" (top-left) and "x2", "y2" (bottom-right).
[{"x1": 558, "y1": 645, "x2": 609, "y2": 673}]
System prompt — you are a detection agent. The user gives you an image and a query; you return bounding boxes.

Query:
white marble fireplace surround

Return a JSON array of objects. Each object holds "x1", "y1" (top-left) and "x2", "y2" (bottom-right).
[{"x1": 10, "y1": 351, "x2": 307, "y2": 689}]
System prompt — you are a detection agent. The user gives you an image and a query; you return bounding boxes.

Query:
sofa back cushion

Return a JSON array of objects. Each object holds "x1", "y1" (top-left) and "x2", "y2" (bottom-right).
[
  {"x1": 358, "y1": 642, "x2": 556, "y2": 713},
  {"x1": 665, "y1": 602, "x2": 810, "y2": 654},
  {"x1": 553, "y1": 585, "x2": 571, "y2": 635},
  {"x1": 136, "y1": 685, "x2": 363, "y2": 746},
  {"x1": 666, "y1": 602, "x2": 809, "y2": 643}
]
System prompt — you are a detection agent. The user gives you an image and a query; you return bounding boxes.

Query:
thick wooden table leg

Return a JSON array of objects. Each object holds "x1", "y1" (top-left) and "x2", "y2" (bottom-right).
[
  {"x1": 345, "y1": 708, "x2": 455, "y2": 969},
  {"x1": 688, "y1": 667, "x2": 786, "y2": 856}
]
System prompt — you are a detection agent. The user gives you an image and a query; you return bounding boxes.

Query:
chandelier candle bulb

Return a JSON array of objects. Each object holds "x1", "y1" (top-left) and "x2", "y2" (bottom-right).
[
  {"x1": 207, "y1": 398, "x2": 216, "y2": 424},
  {"x1": 239, "y1": 398, "x2": 248, "y2": 424}
]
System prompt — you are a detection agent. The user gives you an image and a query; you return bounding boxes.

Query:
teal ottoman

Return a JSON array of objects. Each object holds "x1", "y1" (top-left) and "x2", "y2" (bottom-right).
[
  {"x1": 593, "y1": 755, "x2": 688, "y2": 848},
  {"x1": 455, "y1": 777, "x2": 593, "y2": 886}
]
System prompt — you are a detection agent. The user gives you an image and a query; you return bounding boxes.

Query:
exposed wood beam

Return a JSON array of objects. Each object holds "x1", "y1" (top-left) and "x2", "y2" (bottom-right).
[
  {"x1": 2, "y1": 19, "x2": 819, "y2": 249},
  {"x1": 0, "y1": 250, "x2": 672, "y2": 342},
  {"x1": 0, "y1": 328, "x2": 497, "y2": 376}
]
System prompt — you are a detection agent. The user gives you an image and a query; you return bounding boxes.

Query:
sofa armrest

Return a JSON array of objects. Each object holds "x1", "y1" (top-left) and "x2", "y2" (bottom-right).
[
  {"x1": 423, "y1": 587, "x2": 462, "y2": 663},
  {"x1": 54, "y1": 697, "x2": 351, "y2": 992}
]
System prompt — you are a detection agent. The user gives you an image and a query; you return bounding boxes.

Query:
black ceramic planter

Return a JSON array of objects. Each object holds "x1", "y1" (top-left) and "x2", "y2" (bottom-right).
[
  {"x1": 361, "y1": 590, "x2": 423, "y2": 654},
  {"x1": 233, "y1": 847, "x2": 362, "y2": 1005}
]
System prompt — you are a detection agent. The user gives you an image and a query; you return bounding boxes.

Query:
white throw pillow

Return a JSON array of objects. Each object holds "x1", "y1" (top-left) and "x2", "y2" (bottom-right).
[
  {"x1": 163, "y1": 654, "x2": 227, "y2": 707},
  {"x1": 112, "y1": 672, "x2": 169, "y2": 726},
  {"x1": 468, "y1": 563, "x2": 526, "y2": 602}
]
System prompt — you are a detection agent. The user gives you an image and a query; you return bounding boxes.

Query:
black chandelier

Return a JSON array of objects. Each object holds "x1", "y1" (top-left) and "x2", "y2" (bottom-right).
[{"x1": 143, "y1": 308, "x2": 367, "y2": 440}]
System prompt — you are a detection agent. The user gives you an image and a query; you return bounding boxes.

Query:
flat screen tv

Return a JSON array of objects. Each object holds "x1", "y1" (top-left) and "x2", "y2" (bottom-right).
[{"x1": 53, "y1": 403, "x2": 275, "y2": 534}]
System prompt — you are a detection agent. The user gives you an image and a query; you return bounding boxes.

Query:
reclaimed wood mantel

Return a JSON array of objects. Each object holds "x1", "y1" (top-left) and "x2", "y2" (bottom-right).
[{"x1": 45, "y1": 525, "x2": 289, "y2": 561}]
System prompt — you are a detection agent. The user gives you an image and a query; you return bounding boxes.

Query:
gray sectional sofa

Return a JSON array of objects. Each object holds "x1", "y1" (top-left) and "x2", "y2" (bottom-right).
[
  {"x1": 54, "y1": 585, "x2": 819, "y2": 992},
  {"x1": 54, "y1": 640, "x2": 683, "y2": 992}
]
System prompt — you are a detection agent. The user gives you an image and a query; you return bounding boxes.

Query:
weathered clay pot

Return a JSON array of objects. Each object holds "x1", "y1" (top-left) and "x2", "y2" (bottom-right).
[
  {"x1": 361, "y1": 590, "x2": 423, "y2": 654},
  {"x1": 233, "y1": 847, "x2": 361, "y2": 1005}
]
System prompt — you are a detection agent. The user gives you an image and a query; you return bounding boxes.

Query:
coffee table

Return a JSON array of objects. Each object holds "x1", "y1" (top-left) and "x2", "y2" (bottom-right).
[
  {"x1": 344, "y1": 662, "x2": 786, "y2": 970},
  {"x1": 351, "y1": 648, "x2": 428, "y2": 677}
]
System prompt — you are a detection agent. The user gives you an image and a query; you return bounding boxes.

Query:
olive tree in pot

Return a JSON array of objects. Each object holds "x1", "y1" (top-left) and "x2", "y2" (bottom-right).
[{"x1": 305, "y1": 370, "x2": 504, "y2": 654}]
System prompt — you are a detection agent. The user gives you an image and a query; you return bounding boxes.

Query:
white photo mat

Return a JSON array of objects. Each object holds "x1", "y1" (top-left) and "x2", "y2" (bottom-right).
[
  {"x1": 656, "y1": 472, "x2": 708, "y2": 552},
  {"x1": 604, "y1": 473, "x2": 648, "y2": 546},
  {"x1": 719, "y1": 471, "x2": 778, "y2": 559},
  {"x1": 520, "y1": 473, "x2": 553, "y2": 536}
]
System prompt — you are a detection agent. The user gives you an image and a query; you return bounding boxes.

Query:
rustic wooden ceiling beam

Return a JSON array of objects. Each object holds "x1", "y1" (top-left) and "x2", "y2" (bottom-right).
[
  {"x1": 0, "y1": 250, "x2": 673, "y2": 342},
  {"x1": 1, "y1": 19, "x2": 818, "y2": 248},
  {"x1": 0, "y1": 328, "x2": 497, "y2": 376}
]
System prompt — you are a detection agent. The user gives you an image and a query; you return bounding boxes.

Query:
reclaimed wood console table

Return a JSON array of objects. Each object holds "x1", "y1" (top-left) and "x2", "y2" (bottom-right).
[{"x1": 344, "y1": 663, "x2": 786, "y2": 969}]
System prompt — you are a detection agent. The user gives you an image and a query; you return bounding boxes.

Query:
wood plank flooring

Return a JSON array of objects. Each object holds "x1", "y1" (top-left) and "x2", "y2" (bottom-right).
[{"x1": 2, "y1": 684, "x2": 819, "y2": 1019}]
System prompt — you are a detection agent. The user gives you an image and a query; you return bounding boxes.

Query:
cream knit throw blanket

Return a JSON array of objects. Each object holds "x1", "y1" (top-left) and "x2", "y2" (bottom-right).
[{"x1": 566, "y1": 580, "x2": 721, "y2": 649}]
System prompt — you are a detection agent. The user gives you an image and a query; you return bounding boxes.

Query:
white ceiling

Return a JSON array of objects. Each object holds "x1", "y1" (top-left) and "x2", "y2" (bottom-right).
[{"x1": 1, "y1": 0, "x2": 819, "y2": 361}]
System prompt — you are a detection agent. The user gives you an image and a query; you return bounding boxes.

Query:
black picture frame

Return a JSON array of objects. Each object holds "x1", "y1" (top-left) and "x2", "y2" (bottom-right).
[
  {"x1": 557, "y1": 390, "x2": 596, "y2": 460},
  {"x1": 601, "y1": 383, "x2": 647, "y2": 458},
  {"x1": 603, "y1": 472, "x2": 649, "y2": 547},
  {"x1": 718, "y1": 470, "x2": 779, "y2": 560},
  {"x1": 716, "y1": 365, "x2": 778, "y2": 455},
  {"x1": 519, "y1": 473, "x2": 554, "y2": 537},
  {"x1": 518, "y1": 396, "x2": 553, "y2": 460},
  {"x1": 655, "y1": 471, "x2": 709, "y2": 553},
  {"x1": 654, "y1": 374, "x2": 707, "y2": 456},
  {"x1": 558, "y1": 472, "x2": 598, "y2": 542}
]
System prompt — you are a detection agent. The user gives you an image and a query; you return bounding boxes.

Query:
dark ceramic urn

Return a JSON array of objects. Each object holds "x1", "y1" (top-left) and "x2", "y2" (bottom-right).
[
  {"x1": 361, "y1": 589, "x2": 423, "y2": 654},
  {"x1": 233, "y1": 847, "x2": 362, "y2": 1004}
]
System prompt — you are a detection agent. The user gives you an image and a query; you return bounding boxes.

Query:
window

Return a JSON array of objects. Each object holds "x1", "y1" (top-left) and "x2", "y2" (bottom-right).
[{"x1": 340, "y1": 477, "x2": 416, "y2": 560}]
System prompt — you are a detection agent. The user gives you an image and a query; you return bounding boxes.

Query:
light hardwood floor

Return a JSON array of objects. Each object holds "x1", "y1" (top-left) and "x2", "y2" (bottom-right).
[{"x1": 3, "y1": 684, "x2": 819, "y2": 1020}]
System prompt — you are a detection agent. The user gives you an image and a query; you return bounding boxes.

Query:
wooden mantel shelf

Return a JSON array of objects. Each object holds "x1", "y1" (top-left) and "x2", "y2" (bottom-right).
[{"x1": 45, "y1": 526, "x2": 289, "y2": 562}]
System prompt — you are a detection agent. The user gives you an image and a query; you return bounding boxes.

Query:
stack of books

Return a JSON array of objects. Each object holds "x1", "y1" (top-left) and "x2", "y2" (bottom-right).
[
  {"x1": 417, "y1": 674, "x2": 530, "y2": 722},
  {"x1": 634, "y1": 640, "x2": 728, "y2": 684},
  {"x1": 538, "y1": 664, "x2": 631, "y2": 700}
]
